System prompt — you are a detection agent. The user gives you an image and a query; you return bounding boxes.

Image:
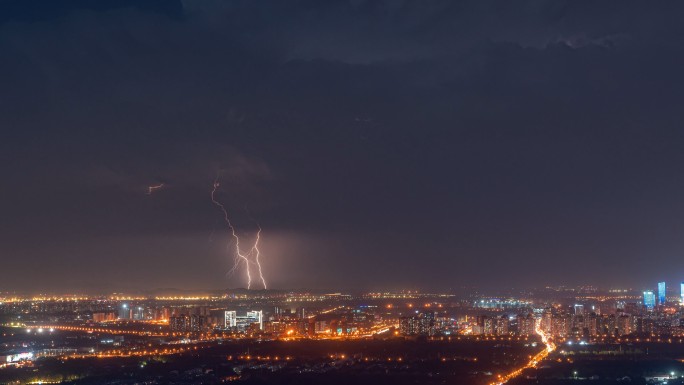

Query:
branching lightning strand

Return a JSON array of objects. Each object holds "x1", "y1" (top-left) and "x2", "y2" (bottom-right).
[
  {"x1": 249, "y1": 225, "x2": 267, "y2": 289},
  {"x1": 147, "y1": 183, "x2": 165, "y2": 195},
  {"x1": 211, "y1": 179, "x2": 252, "y2": 289}
]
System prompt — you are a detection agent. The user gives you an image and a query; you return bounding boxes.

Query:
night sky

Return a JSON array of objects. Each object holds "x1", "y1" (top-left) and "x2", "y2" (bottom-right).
[{"x1": 2, "y1": 0, "x2": 684, "y2": 293}]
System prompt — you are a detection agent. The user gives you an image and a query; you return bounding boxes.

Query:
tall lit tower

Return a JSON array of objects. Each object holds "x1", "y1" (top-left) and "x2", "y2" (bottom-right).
[
  {"x1": 643, "y1": 290, "x2": 656, "y2": 310},
  {"x1": 119, "y1": 303, "x2": 129, "y2": 319},
  {"x1": 681, "y1": 282, "x2": 684, "y2": 305},
  {"x1": 224, "y1": 311, "x2": 237, "y2": 328},
  {"x1": 658, "y1": 282, "x2": 666, "y2": 305}
]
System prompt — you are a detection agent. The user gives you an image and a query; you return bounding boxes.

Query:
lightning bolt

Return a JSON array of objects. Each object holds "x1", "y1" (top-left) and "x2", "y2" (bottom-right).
[
  {"x1": 211, "y1": 178, "x2": 252, "y2": 289},
  {"x1": 147, "y1": 183, "x2": 165, "y2": 195},
  {"x1": 248, "y1": 224, "x2": 267, "y2": 289}
]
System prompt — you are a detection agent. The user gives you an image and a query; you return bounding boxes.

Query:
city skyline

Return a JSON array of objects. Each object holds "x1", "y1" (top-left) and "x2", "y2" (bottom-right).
[
  {"x1": 4, "y1": 279, "x2": 684, "y2": 297},
  {"x1": 4, "y1": 283, "x2": 684, "y2": 385}
]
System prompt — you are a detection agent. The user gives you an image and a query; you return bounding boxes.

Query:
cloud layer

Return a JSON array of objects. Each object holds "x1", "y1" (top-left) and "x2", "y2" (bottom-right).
[{"x1": 2, "y1": 1, "x2": 684, "y2": 292}]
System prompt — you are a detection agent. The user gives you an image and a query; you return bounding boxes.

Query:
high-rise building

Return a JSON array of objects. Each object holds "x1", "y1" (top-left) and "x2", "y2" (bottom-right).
[
  {"x1": 170, "y1": 314, "x2": 209, "y2": 332},
  {"x1": 585, "y1": 313, "x2": 598, "y2": 336},
  {"x1": 483, "y1": 317, "x2": 495, "y2": 335},
  {"x1": 92, "y1": 312, "x2": 116, "y2": 323},
  {"x1": 681, "y1": 282, "x2": 684, "y2": 305},
  {"x1": 616, "y1": 314, "x2": 632, "y2": 336},
  {"x1": 224, "y1": 310, "x2": 263, "y2": 332},
  {"x1": 574, "y1": 304, "x2": 584, "y2": 315},
  {"x1": 494, "y1": 315, "x2": 509, "y2": 335},
  {"x1": 516, "y1": 313, "x2": 536, "y2": 336},
  {"x1": 224, "y1": 311, "x2": 237, "y2": 328},
  {"x1": 643, "y1": 291, "x2": 656, "y2": 310},
  {"x1": 551, "y1": 314, "x2": 571, "y2": 337},
  {"x1": 190, "y1": 314, "x2": 208, "y2": 332},
  {"x1": 400, "y1": 316, "x2": 421, "y2": 335},
  {"x1": 314, "y1": 320, "x2": 329, "y2": 333},
  {"x1": 572, "y1": 315, "x2": 585, "y2": 332},
  {"x1": 541, "y1": 309, "x2": 553, "y2": 334},
  {"x1": 399, "y1": 312, "x2": 436, "y2": 336},
  {"x1": 658, "y1": 282, "x2": 666, "y2": 306},
  {"x1": 244, "y1": 310, "x2": 264, "y2": 331},
  {"x1": 118, "y1": 304, "x2": 130, "y2": 320},
  {"x1": 134, "y1": 306, "x2": 145, "y2": 320},
  {"x1": 170, "y1": 314, "x2": 189, "y2": 331}
]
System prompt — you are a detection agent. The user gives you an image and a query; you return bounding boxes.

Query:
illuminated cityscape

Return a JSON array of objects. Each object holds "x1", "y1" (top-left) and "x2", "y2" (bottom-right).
[
  {"x1": 3, "y1": 283, "x2": 684, "y2": 384},
  {"x1": 3, "y1": 1, "x2": 684, "y2": 385}
]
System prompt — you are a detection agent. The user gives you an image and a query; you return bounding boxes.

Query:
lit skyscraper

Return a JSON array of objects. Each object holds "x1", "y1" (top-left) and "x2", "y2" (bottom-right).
[
  {"x1": 224, "y1": 310, "x2": 263, "y2": 331},
  {"x1": 118, "y1": 303, "x2": 130, "y2": 319},
  {"x1": 643, "y1": 290, "x2": 656, "y2": 310},
  {"x1": 681, "y1": 282, "x2": 684, "y2": 305},
  {"x1": 658, "y1": 282, "x2": 666, "y2": 305},
  {"x1": 244, "y1": 310, "x2": 264, "y2": 331},
  {"x1": 224, "y1": 311, "x2": 237, "y2": 328}
]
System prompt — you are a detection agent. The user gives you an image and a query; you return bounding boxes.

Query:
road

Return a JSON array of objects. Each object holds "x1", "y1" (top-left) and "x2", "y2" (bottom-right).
[{"x1": 491, "y1": 319, "x2": 556, "y2": 385}]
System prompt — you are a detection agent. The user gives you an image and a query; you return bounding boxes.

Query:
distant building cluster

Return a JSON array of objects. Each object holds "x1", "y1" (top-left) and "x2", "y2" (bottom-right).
[
  {"x1": 644, "y1": 281, "x2": 676, "y2": 309},
  {"x1": 170, "y1": 313, "x2": 210, "y2": 333},
  {"x1": 3, "y1": 283, "x2": 684, "y2": 346},
  {"x1": 117, "y1": 303, "x2": 170, "y2": 321},
  {"x1": 468, "y1": 313, "x2": 535, "y2": 336},
  {"x1": 472, "y1": 281, "x2": 684, "y2": 339},
  {"x1": 399, "y1": 311, "x2": 436, "y2": 336},
  {"x1": 105, "y1": 302, "x2": 383, "y2": 338}
]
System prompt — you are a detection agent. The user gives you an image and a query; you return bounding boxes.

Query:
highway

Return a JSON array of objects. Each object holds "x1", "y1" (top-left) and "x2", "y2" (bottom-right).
[{"x1": 491, "y1": 320, "x2": 556, "y2": 385}]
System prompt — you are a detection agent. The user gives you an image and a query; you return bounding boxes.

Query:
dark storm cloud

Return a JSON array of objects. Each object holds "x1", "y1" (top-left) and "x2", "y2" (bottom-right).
[
  {"x1": 0, "y1": 0, "x2": 183, "y2": 23},
  {"x1": 2, "y1": 0, "x2": 684, "y2": 292}
]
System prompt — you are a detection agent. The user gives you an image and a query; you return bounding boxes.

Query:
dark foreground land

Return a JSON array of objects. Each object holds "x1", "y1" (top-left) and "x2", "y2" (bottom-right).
[
  {"x1": 4, "y1": 336, "x2": 684, "y2": 384},
  {"x1": 0, "y1": 338, "x2": 539, "y2": 385},
  {"x1": 511, "y1": 342, "x2": 684, "y2": 385}
]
